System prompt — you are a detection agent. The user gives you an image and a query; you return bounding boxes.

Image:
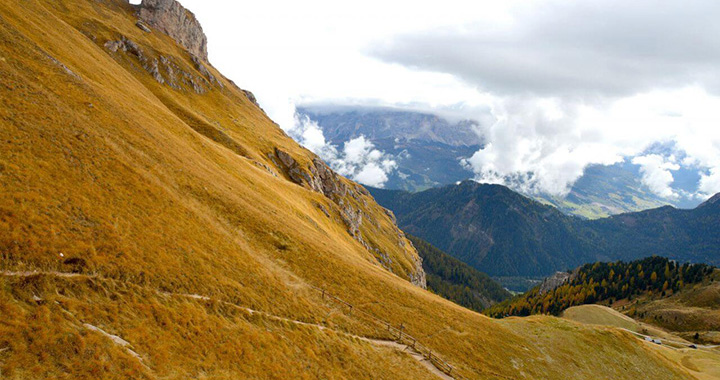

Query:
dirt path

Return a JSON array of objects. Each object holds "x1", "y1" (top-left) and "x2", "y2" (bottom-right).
[
  {"x1": 167, "y1": 292, "x2": 457, "y2": 380},
  {"x1": 0, "y1": 270, "x2": 96, "y2": 278},
  {"x1": 360, "y1": 338, "x2": 455, "y2": 380},
  {"x1": 1, "y1": 270, "x2": 457, "y2": 380},
  {"x1": 618, "y1": 328, "x2": 720, "y2": 350}
]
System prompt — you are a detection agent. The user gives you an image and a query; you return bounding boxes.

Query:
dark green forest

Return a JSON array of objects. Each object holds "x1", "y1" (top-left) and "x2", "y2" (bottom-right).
[
  {"x1": 370, "y1": 182, "x2": 720, "y2": 280},
  {"x1": 408, "y1": 235, "x2": 511, "y2": 311},
  {"x1": 484, "y1": 256, "x2": 715, "y2": 318}
]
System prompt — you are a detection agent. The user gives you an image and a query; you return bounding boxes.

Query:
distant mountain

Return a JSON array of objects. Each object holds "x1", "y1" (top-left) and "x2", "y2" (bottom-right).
[
  {"x1": 370, "y1": 181, "x2": 720, "y2": 283},
  {"x1": 299, "y1": 106, "x2": 703, "y2": 216},
  {"x1": 370, "y1": 182, "x2": 598, "y2": 279},
  {"x1": 408, "y1": 235, "x2": 511, "y2": 311},
  {"x1": 536, "y1": 163, "x2": 671, "y2": 219},
  {"x1": 298, "y1": 106, "x2": 481, "y2": 147},
  {"x1": 297, "y1": 107, "x2": 481, "y2": 191}
]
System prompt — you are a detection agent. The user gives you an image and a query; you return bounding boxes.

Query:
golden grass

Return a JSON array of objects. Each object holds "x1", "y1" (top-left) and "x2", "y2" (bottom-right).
[
  {"x1": 562, "y1": 304, "x2": 677, "y2": 339},
  {"x1": 0, "y1": 0, "x2": 704, "y2": 378}
]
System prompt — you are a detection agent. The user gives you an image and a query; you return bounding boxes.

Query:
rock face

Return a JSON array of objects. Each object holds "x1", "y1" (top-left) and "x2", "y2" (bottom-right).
[
  {"x1": 138, "y1": 0, "x2": 208, "y2": 61},
  {"x1": 104, "y1": 36, "x2": 217, "y2": 94},
  {"x1": 538, "y1": 270, "x2": 579, "y2": 295}
]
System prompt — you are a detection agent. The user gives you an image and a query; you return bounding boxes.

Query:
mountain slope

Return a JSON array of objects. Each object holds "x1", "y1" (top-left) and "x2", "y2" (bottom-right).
[
  {"x1": 590, "y1": 194, "x2": 720, "y2": 264},
  {"x1": 370, "y1": 181, "x2": 720, "y2": 280},
  {"x1": 0, "y1": 1, "x2": 700, "y2": 379},
  {"x1": 484, "y1": 256, "x2": 715, "y2": 317},
  {"x1": 298, "y1": 106, "x2": 481, "y2": 192},
  {"x1": 370, "y1": 182, "x2": 598, "y2": 277},
  {"x1": 408, "y1": 235, "x2": 511, "y2": 311}
]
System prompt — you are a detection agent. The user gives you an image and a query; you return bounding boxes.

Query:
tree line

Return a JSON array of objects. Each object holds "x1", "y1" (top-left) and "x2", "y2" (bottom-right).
[{"x1": 484, "y1": 256, "x2": 715, "y2": 318}]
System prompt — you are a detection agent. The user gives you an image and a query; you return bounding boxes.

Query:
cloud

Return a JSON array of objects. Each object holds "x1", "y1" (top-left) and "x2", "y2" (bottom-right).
[
  {"x1": 632, "y1": 154, "x2": 680, "y2": 199},
  {"x1": 289, "y1": 115, "x2": 397, "y2": 188},
  {"x1": 370, "y1": 0, "x2": 720, "y2": 97},
  {"x1": 460, "y1": 97, "x2": 623, "y2": 195},
  {"x1": 366, "y1": 0, "x2": 720, "y2": 198},
  {"x1": 699, "y1": 168, "x2": 720, "y2": 198}
]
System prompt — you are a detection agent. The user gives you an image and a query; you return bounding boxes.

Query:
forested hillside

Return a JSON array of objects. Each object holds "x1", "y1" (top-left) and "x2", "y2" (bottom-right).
[
  {"x1": 408, "y1": 235, "x2": 510, "y2": 311},
  {"x1": 484, "y1": 257, "x2": 716, "y2": 317},
  {"x1": 370, "y1": 181, "x2": 720, "y2": 280},
  {"x1": 370, "y1": 181, "x2": 596, "y2": 277}
]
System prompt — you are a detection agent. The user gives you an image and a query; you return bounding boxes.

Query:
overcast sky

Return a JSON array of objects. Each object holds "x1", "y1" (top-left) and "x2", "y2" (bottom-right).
[{"x1": 143, "y1": 0, "x2": 720, "y2": 198}]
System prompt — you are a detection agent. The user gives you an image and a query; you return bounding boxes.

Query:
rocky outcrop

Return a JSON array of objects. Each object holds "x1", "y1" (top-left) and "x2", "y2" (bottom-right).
[
  {"x1": 104, "y1": 35, "x2": 217, "y2": 94},
  {"x1": 138, "y1": 0, "x2": 208, "y2": 61},
  {"x1": 538, "y1": 269, "x2": 579, "y2": 294},
  {"x1": 406, "y1": 239, "x2": 427, "y2": 288},
  {"x1": 271, "y1": 148, "x2": 426, "y2": 288}
]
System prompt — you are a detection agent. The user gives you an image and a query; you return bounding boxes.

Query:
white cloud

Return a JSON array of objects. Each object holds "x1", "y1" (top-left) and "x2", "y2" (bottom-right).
[
  {"x1": 460, "y1": 97, "x2": 622, "y2": 195},
  {"x1": 354, "y1": 163, "x2": 390, "y2": 188},
  {"x1": 699, "y1": 168, "x2": 720, "y2": 198},
  {"x1": 632, "y1": 154, "x2": 680, "y2": 199},
  {"x1": 289, "y1": 115, "x2": 396, "y2": 188}
]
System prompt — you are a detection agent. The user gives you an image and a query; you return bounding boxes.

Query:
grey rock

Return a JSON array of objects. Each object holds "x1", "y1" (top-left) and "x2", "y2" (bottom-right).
[
  {"x1": 191, "y1": 56, "x2": 223, "y2": 88},
  {"x1": 139, "y1": 0, "x2": 208, "y2": 61},
  {"x1": 243, "y1": 90, "x2": 260, "y2": 107},
  {"x1": 538, "y1": 269, "x2": 579, "y2": 294},
  {"x1": 135, "y1": 21, "x2": 152, "y2": 33}
]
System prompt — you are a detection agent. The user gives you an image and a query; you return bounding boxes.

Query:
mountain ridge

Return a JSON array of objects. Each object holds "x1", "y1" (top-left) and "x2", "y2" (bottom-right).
[{"x1": 369, "y1": 180, "x2": 720, "y2": 281}]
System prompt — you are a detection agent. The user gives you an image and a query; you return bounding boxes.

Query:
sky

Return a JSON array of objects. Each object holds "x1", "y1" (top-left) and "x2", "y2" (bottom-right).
[{"x1": 135, "y1": 0, "x2": 720, "y2": 198}]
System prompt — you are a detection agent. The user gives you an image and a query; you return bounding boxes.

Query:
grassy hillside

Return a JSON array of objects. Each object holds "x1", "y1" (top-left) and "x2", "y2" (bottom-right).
[
  {"x1": 562, "y1": 305, "x2": 720, "y2": 380},
  {"x1": 563, "y1": 304, "x2": 676, "y2": 340},
  {"x1": 0, "y1": 0, "x2": 704, "y2": 379},
  {"x1": 624, "y1": 271, "x2": 720, "y2": 345},
  {"x1": 407, "y1": 235, "x2": 510, "y2": 311}
]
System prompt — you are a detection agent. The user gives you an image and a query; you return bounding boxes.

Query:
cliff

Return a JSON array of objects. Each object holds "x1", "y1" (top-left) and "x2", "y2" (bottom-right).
[{"x1": 138, "y1": 0, "x2": 208, "y2": 61}]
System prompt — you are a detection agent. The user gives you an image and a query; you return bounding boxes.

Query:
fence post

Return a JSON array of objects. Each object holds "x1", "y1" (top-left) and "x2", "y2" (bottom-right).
[
  {"x1": 322, "y1": 289, "x2": 325, "y2": 299},
  {"x1": 348, "y1": 304, "x2": 353, "y2": 315},
  {"x1": 398, "y1": 323, "x2": 404, "y2": 341}
]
